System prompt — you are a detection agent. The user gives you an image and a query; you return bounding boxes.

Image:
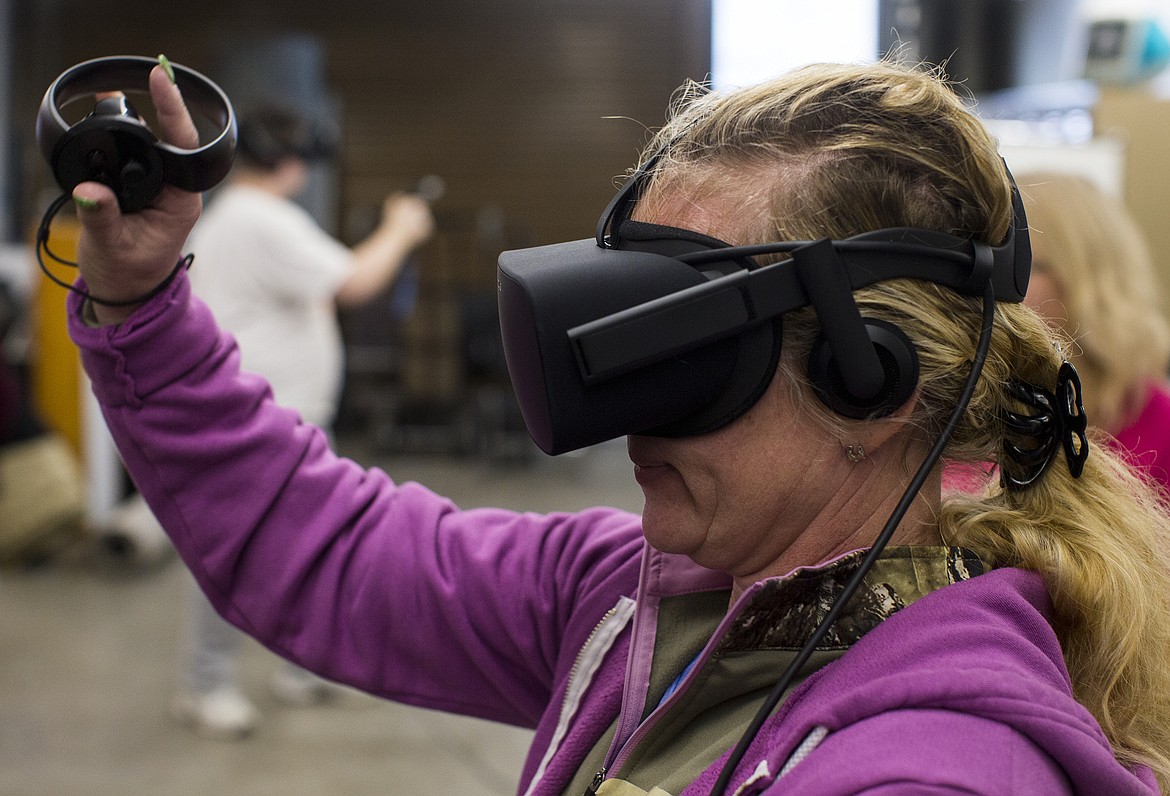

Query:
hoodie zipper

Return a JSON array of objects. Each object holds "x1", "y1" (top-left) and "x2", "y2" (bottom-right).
[
  {"x1": 522, "y1": 596, "x2": 635, "y2": 796},
  {"x1": 588, "y1": 581, "x2": 768, "y2": 792},
  {"x1": 584, "y1": 768, "x2": 606, "y2": 795}
]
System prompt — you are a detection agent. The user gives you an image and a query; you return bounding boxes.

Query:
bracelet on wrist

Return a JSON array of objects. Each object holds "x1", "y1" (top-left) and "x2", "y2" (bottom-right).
[{"x1": 35, "y1": 192, "x2": 195, "y2": 307}]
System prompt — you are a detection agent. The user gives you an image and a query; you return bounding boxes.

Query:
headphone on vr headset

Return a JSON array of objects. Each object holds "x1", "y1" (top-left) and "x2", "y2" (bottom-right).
[
  {"x1": 36, "y1": 55, "x2": 237, "y2": 213},
  {"x1": 497, "y1": 148, "x2": 1030, "y2": 455},
  {"x1": 610, "y1": 218, "x2": 924, "y2": 422}
]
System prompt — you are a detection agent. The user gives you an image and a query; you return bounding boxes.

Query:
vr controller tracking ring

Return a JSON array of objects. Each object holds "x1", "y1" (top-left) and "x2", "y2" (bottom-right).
[
  {"x1": 33, "y1": 55, "x2": 237, "y2": 306},
  {"x1": 36, "y1": 54, "x2": 237, "y2": 213}
]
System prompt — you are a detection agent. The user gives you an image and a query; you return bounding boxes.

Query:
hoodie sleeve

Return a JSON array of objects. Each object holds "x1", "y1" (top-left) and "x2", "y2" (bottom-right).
[{"x1": 67, "y1": 272, "x2": 644, "y2": 728}]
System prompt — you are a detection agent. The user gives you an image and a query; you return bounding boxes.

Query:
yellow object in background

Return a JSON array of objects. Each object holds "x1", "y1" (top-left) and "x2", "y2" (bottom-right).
[{"x1": 29, "y1": 215, "x2": 82, "y2": 455}]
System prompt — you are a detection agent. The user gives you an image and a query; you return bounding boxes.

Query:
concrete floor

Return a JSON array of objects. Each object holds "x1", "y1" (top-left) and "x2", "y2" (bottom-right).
[{"x1": 0, "y1": 436, "x2": 645, "y2": 796}]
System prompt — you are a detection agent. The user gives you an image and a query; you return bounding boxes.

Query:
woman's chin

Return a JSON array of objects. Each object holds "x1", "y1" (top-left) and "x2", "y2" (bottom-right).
[{"x1": 640, "y1": 504, "x2": 701, "y2": 557}]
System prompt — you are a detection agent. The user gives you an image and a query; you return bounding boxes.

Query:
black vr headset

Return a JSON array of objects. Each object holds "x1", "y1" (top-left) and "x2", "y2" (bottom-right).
[
  {"x1": 236, "y1": 106, "x2": 340, "y2": 169},
  {"x1": 498, "y1": 153, "x2": 1031, "y2": 456}
]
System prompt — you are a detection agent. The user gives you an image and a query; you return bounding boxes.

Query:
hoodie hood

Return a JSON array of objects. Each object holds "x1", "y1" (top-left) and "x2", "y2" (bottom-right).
[{"x1": 687, "y1": 567, "x2": 1158, "y2": 794}]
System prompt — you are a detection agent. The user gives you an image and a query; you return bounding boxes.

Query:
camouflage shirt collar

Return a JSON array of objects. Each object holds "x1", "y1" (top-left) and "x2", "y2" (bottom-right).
[{"x1": 716, "y1": 546, "x2": 986, "y2": 654}]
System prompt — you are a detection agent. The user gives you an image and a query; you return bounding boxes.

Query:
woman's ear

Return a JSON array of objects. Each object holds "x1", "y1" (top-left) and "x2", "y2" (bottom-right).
[{"x1": 845, "y1": 387, "x2": 921, "y2": 459}]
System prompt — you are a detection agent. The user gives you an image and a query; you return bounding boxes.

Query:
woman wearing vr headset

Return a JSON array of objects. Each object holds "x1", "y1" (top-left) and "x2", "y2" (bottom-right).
[{"x1": 63, "y1": 60, "x2": 1170, "y2": 794}]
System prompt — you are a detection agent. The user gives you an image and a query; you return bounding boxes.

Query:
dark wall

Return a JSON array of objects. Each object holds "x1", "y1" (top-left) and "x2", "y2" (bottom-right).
[
  {"x1": 878, "y1": 0, "x2": 1081, "y2": 94},
  {"x1": 12, "y1": 0, "x2": 712, "y2": 252},
  {"x1": 9, "y1": 0, "x2": 710, "y2": 431}
]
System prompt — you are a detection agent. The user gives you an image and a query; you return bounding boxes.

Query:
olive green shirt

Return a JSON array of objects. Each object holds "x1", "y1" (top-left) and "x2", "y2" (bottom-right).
[{"x1": 564, "y1": 546, "x2": 986, "y2": 796}]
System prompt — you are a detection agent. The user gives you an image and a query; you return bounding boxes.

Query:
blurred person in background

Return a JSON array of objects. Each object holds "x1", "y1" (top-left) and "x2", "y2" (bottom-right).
[
  {"x1": 173, "y1": 104, "x2": 434, "y2": 738},
  {"x1": 1020, "y1": 171, "x2": 1170, "y2": 497}
]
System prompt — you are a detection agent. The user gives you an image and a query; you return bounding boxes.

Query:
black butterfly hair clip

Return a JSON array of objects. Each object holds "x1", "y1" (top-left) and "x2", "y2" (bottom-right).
[{"x1": 1001, "y1": 361, "x2": 1089, "y2": 491}]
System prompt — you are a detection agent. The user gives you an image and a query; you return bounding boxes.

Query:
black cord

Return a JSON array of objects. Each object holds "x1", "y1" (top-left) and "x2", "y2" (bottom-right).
[
  {"x1": 35, "y1": 193, "x2": 193, "y2": 308},
  {"x1": 709, "y1": 282, "x2": 998, "y2": 795}
]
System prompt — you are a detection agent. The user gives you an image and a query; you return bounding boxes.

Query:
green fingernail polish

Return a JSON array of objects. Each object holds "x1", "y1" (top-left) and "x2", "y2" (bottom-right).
[
  {"x1": 158, "y1": 54, "x2": 175, "y2": 83},
  {"x1": 73, "y1": 196, "x2": 98, "y2": 210}
]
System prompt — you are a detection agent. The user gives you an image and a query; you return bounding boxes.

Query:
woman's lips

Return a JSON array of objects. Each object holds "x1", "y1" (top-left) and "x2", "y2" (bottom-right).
[
  {"x1": 631, "y1": 458, "x2": 672, "y2": 487},
  {"x1": 633, "y1": 463, "x2": 667, "y2": 488},
  {"x1": 628, "y1": 438, "x2": 673, "y2": 486}
]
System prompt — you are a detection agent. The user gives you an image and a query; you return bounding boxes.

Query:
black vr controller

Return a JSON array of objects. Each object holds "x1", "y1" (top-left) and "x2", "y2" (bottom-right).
[
  {"x1": 36, "y1": 55, "x2": 237, "y2": 212},
  {"x1": 497, "y1": 158, "x2": 1031, "y2": 456}
]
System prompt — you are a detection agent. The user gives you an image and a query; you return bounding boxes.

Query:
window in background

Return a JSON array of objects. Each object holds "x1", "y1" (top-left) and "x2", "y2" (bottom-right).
[{"x1": 711, "y1": 0, "x2": 879, "y2": 90}]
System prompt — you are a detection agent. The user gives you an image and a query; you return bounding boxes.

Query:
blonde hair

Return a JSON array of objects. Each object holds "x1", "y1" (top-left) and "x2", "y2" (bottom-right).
[
  {"x1": 638, "y1": 61, "x2": 1170, "y2": 786},
  {"x1": 1018, "y1": 172, "x2": 1170, "y2": 431}
]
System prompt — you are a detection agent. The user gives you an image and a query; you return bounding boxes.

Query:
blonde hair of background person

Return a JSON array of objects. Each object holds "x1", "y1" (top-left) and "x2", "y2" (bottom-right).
[
  {"x1": 637, "y1": 61, "x2": 1170, "y2": 786},
  {"x1": 1018, "y1": 171, "x2": 1170, "y2": 433}
]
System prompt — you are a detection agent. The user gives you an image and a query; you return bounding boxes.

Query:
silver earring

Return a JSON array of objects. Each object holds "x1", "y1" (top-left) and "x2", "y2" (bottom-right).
[{"x1": 846, "y1": 444, "x2": 866, "y2": 463}]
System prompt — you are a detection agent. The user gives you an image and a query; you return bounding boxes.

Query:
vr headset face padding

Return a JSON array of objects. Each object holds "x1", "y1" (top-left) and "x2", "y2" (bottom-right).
[{"x1": 36, "y1": 55, "x2": 237, "y2": 212}]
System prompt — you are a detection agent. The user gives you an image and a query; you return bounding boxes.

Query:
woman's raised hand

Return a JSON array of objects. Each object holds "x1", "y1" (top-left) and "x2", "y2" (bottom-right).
[{"x1": 72, "y1": 59, "x2": 205, "y2": 324}]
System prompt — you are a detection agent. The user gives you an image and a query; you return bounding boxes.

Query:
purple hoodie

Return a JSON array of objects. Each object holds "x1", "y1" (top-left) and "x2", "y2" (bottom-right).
[{"x1": 67, "y1": 274, "x2": 1157, "y2": 795}]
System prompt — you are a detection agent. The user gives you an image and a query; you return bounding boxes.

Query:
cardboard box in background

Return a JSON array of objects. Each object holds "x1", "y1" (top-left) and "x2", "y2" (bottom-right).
[{"x1": 1096, "y1": 89, "x2": 1170, "y2": 314}]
